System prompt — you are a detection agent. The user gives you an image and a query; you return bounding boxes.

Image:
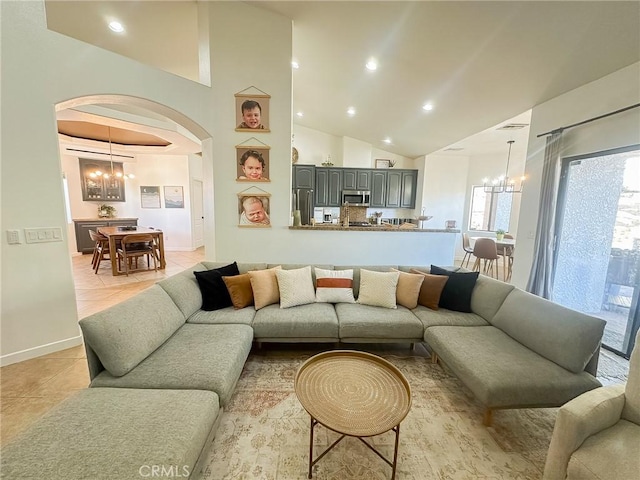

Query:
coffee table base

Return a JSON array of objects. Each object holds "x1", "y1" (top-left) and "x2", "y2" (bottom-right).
[{"x1": 307, "y1": 416, "x2": 401, "y2": 480}]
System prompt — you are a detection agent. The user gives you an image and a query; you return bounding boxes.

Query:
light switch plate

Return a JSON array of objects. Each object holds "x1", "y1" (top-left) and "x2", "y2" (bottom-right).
[
  {"x1": 24, "y1": 227, "x2": 63, "y2": 244},
  {"x1": 6, "y1": 230, "x2": 21, "y2": 244}
]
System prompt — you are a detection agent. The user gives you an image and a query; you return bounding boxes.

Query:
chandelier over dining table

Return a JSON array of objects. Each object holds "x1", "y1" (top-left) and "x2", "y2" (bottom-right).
[
  {"x1": 88, "y1": 126, "x2": 135, "y2": 180},
  {"x1": 483, "y1": 140, "x2": 525, "y2": 194}
]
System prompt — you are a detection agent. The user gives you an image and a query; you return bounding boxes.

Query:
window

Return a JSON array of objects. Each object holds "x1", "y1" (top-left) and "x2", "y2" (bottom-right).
[{"x1": 468, "y1": 186, "x2": 512, "y2": 232}]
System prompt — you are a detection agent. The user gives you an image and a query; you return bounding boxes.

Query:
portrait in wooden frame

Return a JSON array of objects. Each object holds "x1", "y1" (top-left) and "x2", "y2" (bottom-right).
[
  {"x1": 238, "y1": 193, "x2": 271, "y2": 228},
  {"x1": 235, "y1": 92, "x2": 270, "y2": 132},
  {"x1": 236, "y1": 146, "x2": 270, "y2": 182}
]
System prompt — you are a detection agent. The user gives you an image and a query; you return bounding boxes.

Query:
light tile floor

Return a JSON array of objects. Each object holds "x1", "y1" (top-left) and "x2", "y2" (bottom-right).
[{"x1": 0, "y1": 250, "x2": 630, "y2": 448}]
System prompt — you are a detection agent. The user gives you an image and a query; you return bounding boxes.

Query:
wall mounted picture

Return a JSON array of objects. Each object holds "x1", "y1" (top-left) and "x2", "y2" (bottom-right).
[
  {"x1": 375, "y1": 159, "x2": 391, "y2": 169},
  {"x1": 235, "y1": 87, "x2": 270, "y2": 132},
  {"x1": 140, "y1": 186, "x2": 161, "y2": 208},
  {"x1": 164, "y1": 186, "x2": 184, "y2": 208},
  {"x1": 238, "y1": 193, "x2": 271, "y2": 228},
  {"x1": 236, "y1": 146, "x2": 270, "y2": 182}
]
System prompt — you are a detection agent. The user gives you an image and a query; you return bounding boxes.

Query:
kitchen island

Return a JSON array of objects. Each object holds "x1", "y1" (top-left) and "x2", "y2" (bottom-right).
[{"x1": 286, "y1": 225, "x2": 460, "y2": 266}]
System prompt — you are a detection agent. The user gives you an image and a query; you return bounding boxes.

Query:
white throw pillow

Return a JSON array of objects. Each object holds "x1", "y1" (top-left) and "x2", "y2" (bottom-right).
[
  {"x1": 276, "y1": 266, "x2": 316, "y2": 309},
  {"x1": 357, "y1": 269, "x2": 399, "y2": 309},
  {"x1": 315, "y1": 268, "x2": 356, "y2": 304}
]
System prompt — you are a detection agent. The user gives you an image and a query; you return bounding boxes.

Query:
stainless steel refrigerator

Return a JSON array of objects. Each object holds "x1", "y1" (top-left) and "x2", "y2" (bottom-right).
[{"x1": 292, "y1": 188, "x2": 314, "y2": 225}]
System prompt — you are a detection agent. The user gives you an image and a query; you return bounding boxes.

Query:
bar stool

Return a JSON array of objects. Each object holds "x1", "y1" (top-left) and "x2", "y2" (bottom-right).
[
  {"x1": 88, "y1": 230, "x2": 110, "y2": 274},
  {"x1": 472, "y1": 238, "x2": 499, "y2": 279}
]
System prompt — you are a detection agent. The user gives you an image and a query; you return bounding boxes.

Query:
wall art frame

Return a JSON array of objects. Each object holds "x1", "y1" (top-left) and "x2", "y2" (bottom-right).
[
  {"x1": 140, "y1": 186, "x2": 161, "y2": 208},
  {"x1": 164, "y1": 186, "x2": 184, "y2": 208},
  {"x1": 235, "y1": 86, "x2": 270, "y2": 132}
]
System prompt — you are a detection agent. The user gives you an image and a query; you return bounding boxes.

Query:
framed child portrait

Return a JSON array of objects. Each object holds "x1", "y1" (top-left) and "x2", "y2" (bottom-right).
[
  {"x1": 238, "y1": 193, "x2": 271, "y2": 228},
  {"x1": 236, "y1": 146, "x2": 270, "y2": 182},
  {"x1": 235, "y1": 91, "x2": 270, "y2": 132}
]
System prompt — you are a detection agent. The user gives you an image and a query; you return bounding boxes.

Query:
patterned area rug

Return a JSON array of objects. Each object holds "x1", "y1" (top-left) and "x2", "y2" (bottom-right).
[{"x1": 203, "y1": 348, "x2": 556, "y2": 479}]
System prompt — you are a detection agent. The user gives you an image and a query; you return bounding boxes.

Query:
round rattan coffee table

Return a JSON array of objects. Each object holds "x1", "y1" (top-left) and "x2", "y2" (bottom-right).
[{"x1": 294, "y1": 350, "x2": 412, "y2": 479}]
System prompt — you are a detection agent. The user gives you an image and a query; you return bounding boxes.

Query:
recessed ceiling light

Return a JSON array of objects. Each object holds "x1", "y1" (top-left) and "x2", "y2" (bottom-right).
[
  {"x1": 365, "y1": 59, "x2": 378, "y2": 71},
  {"x1": 291, "y1": 60, "x2": 299, "y2": 69},
  {"x1": 347, "y1": 107, "x2": 356, "y2": 116},
  {"x1": 108, "y1": 21, "x2": 125, "y2": 33},
  {"x1": 383, "y1": 137, "x2": 392, "y2": 144},
  {"x1": 296, "y1": 111, "x2": 304, "y2": 118},
  {"x1": 422, "y1": 103, "x2": 434, "y2": 111}
]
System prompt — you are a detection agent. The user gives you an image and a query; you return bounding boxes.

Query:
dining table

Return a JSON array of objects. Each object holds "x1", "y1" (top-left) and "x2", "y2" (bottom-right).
[
  {"x1": 470, "y1": 236, "x2": 516, "y2": 281},
  {"x1": 97, "y1": 226, "x2": 166, "y2": 276}
]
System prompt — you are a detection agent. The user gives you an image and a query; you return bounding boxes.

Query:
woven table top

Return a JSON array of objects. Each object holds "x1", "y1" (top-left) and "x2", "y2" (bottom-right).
[{"x1": 294, "y1": 350, "x2": 412, "y2": 437}]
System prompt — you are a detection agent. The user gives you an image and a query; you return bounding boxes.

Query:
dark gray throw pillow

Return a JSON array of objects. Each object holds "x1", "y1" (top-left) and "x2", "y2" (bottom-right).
[
  {"x1": 430, "y1": 265, "x2": 479, "y2": 313},
  {"x1": 194, "y1": 262, "x2": 240, "y2": 311}
]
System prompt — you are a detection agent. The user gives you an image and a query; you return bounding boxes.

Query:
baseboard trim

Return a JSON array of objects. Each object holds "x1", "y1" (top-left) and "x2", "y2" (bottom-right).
[{"x1": 0, "y1": 335, "x2": 84, "y2": 367}]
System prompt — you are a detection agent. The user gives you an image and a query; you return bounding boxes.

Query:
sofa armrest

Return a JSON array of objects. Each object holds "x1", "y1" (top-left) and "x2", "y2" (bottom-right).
[{"x1": 543, "y1": 384, "x2": 626, "y2": 480}]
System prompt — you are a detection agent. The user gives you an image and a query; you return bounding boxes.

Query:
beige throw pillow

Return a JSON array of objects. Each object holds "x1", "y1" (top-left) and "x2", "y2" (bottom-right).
[
  {"x1": 276, "y1": 266, "x2": 316, "y2": 309},
  {"x1": 249, "y1": 266, "x2": 282, "y2": 310},
  {"x1": 357, "y1": 269, "x2": 399, "y2": 309},
  {"x1": 315, "y1": 268, "x2": 356, "y2": 303},
  {"x1": 392, "y1": 268, "x2": 425, "y2": 309}
]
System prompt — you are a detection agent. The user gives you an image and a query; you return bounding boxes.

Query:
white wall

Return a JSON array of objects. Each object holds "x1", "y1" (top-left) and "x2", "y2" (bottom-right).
[
  {"x1": 293, "y1": 125, "x2": 343, "y2": 166},
  {"x1": 343, "y1": 137, "x2": 372, "y2": 168},
  {"x1": 511, "y1": 62, "x2": 640, "y2": 289}
]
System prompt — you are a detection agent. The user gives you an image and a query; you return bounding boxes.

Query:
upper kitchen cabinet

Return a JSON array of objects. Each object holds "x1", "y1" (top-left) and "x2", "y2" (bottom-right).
[
  {"x1": 315, "y1": 168, "x2": 342, "y2": 207},
  {"x1": 386, "y1": 170, "x2": 417, "y2": 208},
  {"x1": 370, "y1": 170, "x2": 387, "y2": 208},
  {"x1": 79, "y1": 158, "x2": 126, "y2": 202},
  {"x1": 292, "y1": 164, "x2": 315, "y2": 190},
  {"x1": 342, "y1": 169, "x2": 371, "y2": 191}
]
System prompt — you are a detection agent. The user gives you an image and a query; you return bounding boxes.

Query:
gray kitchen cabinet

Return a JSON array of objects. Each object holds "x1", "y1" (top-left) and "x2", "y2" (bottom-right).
[
  {"x1": 79, "y1": 158, "x2": 126, "y2": 202},
  {"x1": 74, "y1": 219, "x2": 138, "y2": 254},
  {"x1": 342, "y1": 169, "x2": 371, "y2": 191},
  {"x1": 370, "y1": 171, "x2": 387, "y2": 208},
  {"x1": 293, "y1": 165, "x2": 315, "y2": 190},
  {"x1": 386, "y1": 171, "x2": 402, "y2": 208},
  {"x1": 315, "y1": 168, "x2": 342, "y2": 207},
  {"x1": 386, "y1": 170, "x2": 417, "y2": 208}
]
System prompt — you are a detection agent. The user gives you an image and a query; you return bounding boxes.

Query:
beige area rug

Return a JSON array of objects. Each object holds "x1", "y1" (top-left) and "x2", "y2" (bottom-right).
[{"x1": 203, "y1": 349, "x2": 556, "y2": 479}]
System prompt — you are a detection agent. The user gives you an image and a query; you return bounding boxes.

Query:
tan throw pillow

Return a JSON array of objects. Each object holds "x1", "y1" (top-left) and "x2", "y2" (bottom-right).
[
  {"x1": 357, "y1": 269, "x2": 399, "y2": 309},
  {"x1": 392, "y1": 268, "x2": 425, "y2": 309},
  {"x1": 315, "y1": 268, "x2": 356, "y2": 303},
  {"x1": 222, "y1": 273, "x2": 254, "y2": 309},
  {"x1": 275, "y1": 266, "x2": 316, "y2": 309},
  {"x1": 249, "y1": 266, "x2": 282, "y2": 310},
  {"x1": 410, "y1": 269, "x2": 449, "y2": 310}
]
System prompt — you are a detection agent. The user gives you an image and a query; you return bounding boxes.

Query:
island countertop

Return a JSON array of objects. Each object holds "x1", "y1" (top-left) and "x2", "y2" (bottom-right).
[{"x1": 289, "y1": 225, "x2": 459, "y2": 233}]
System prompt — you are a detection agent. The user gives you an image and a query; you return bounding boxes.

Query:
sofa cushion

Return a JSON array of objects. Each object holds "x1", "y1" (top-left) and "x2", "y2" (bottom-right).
[
  {"x1": 187, "y1": 306, "x2": 255, "y2": 326},
  {"x1": 413, "y1": 305, "x2": 489, "y2": 329},
  {"x1": 469, "y1": 274, "x2": 515, "y2": 322},
  {"x1": 392, "y1": 268, "x2": 424, "y2": 309},
  {"x1": 276, "y1": 266, "x2": 316, "y2": 308},
  {"x1": 425, "y1": 326, "x2": 602, "y2": 408},
  {"x1": 157, "y1": 263, "x2": 208, "y2": 319},
  {"x1": 430, "y1": 265, "x2": 479, "y2": 312},
  {"x1": 333, "y1": 265, "x2": 398, "y2": 298},
  {"x1": 79, "y1": 285, "x2": 185, "y2": 377},
  {"x1": 315, "y1": 268, "x2": 356, "y2": 303},
  {"x1": 249, "y1": 266, "x2": 282, "y2": 309},
  {"x1": 0, "y1": 388, "x2": 219, "y2": 480},
  {"x1": 491, "y1": 289, "x2": 606, "y2": 373},
  {"x1": 252, "y1": 302, "x2": 339, "y2": 339},
  {"x1": 193, "y1": 262, "x2": 240, "y2": 311},
  {"x1": 622, "y1": 329, "x2": 640, "y2": 424},
  {"x1": 357, "y1": 269, "x2": 399, "y2": 309},
  {"x1": 223, "y1": 273, "x2": 254, "y2": 309},
  {"x1": 410, "y1": 269, "x2": 449, "y2": 310},
  {"x1": 90, "y1": 324, "x2": 253, "y2": 407},
  {"x1": 268, "y1": 264, "x2": 333, "y2": 286},
  {"x1": 336, "y1": 303, "x2": 424, "y2": 340}
]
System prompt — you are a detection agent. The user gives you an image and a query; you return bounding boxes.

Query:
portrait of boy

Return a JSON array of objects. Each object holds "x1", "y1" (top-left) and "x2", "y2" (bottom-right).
[
  {"x1": 238, "y1": 195, "x2": 271, "y2": 227},
  {"x1": 236, "y1": 148, "x2": 269, "y2": 181},
  {"x1": 235, "y1": 95, "x2": 270, "y2": 132}
]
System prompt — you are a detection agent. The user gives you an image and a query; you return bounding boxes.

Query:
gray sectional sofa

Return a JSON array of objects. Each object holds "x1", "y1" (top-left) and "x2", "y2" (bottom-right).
[{"x1": 1, "y1": 261, "x2": 607, "y2": 479}]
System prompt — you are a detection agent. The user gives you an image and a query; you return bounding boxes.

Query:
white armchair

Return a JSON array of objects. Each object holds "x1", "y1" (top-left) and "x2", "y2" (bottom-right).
[{"x1": 543, "y1": 330, "x2": 640, "y2": 480}]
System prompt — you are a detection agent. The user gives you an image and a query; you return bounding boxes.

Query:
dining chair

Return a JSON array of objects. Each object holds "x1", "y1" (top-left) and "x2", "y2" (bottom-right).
[
  {"x1": 117, "y1": 234, "x2": 158, "y2": 276},
  {"x1": 497, "y1": 234, "x2": 514, "y2": 282},
  {"x1": 472, "y1": 238, "x2": 499, "y2": 279},
  {"x1": 461, "y1": 233, "x2": 474, "y2": 268},
  {"x1": 88, "y1": 230, "x2": 110, "y2": 274}
]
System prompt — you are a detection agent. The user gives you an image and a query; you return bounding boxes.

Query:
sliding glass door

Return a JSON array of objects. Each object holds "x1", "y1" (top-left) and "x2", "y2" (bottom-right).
[{"x1": 553, "y1": 145, "x2": 640, "y2": 358}]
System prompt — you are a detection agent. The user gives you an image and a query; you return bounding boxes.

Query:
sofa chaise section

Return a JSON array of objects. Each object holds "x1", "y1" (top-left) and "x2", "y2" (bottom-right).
[{"x1": 0, "y1": 388, "x2": 220, "y2": 480}]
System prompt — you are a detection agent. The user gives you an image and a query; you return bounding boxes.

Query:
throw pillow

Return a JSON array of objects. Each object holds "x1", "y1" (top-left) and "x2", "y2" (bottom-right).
[
  {"x1": 249, "y1": 266, "x2": 282, "y2": 310},
  {"x1": 410, "y1": 269, "x2": 449, "y2": 310},
  {"x1": 314, "y1": 268, "x2": 356, "y2": 303},
  {"x1": 222, "y1": 273, "x2": 254, "y2": 309},
  {"x1": 429, "y1": 265, "x2": 479, "y2": 313},
  {"x1": 357, "y1": 269, "x2": 399, "y2": 309},
  {"x1": 275, "y1": 266, "x2": 316, "y2": 309},
  {"x1": 391, "y1": 269, "x2": 424, "y2": 309},
  {"x1": 193, "y1": 262, "x2": 240, "y2": 311}
]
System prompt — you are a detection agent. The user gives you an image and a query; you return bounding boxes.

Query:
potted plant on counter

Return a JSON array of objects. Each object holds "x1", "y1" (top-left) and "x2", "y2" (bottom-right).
[
  {"x1": 98, "y1": 204, "x2": 116, "y2": 218},
  {"x1": 495, "y1": 229, "x2": 505, "y2": 241}
]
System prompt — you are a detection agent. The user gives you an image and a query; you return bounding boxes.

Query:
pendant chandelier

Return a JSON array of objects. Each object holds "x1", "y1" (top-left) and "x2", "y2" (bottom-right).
[
  {"x1": 88, "y1": 126, "x2": 134, "y2": 180},
  {"x1": 483, "y1": 140, "x2": 524, "y2": 194}
]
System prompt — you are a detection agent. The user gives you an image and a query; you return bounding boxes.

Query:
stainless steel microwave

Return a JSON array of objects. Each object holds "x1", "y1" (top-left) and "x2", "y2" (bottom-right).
[{"x1": 342, "y1": 190, "x2": 371, "y2": 206}]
